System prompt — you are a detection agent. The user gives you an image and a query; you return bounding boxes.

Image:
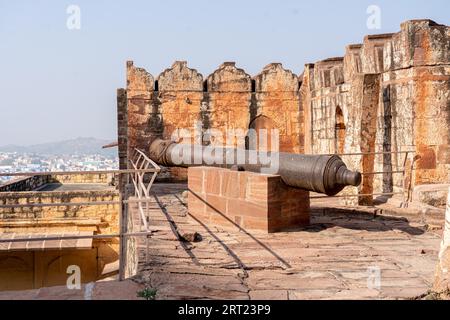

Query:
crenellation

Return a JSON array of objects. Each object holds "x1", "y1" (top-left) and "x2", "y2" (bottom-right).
[
  {"x1": 388, "y1": 20, "x2": 450, "y2": 71},
  {"x1": 158, "y1": 61, "x2": 203, "y2": 92},
  {"x1": 361, "y1": 33, "x2": 393, "y2": 74},
  {"x1": 313, "y1": 58, "x2": 344, "y2": 89},
  {"x1": 122, "y1": 60, "x2": 304, "y2": 173},
  {"x1": 206, "y1": 62, "x2": 251, "y2": 148},
  {"x1": 207, "y1": 62, "x2": 251, "y2": 92},
  {"x1": 254, "y1": 63, "x2": 299, "y2": 92},
  {"x1": 126, "y1": 61, "x2": 155, "y2": 161},
  {"x1": 343, "y1": 44, "x2": 363, "y2": 82}
]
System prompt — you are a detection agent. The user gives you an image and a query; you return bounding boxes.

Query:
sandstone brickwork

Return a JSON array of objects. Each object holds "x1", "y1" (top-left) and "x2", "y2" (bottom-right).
[
  {"x1": 158, "y1": 61, "x2": 203, "y2": 143},
  {"x1": 254, "y1": 64, "x2": 301, "y2": 153},
  {"x1": 434, "y1": 187, "x2": 450, "y2": 295},
  {"x1": 0, "y1": 174, "x2": 114, "y2": 192},
  {"x1": 0, "y1": 176, "x2": 50, "y2": 192},
  {"x1": 117, "y1": 88, "x2": 128, "y2": 172},
  {"x1": 0, "y1": 189, "x2": 120, "y2": 290},
  {"x1": 126, "y1": 61, "x2": 155, "y2": 159},
  {"x1": 0, "y1": 190, "x2": 119, "y2": 234},
  {"x1": 187, "y1": 167, "x2": 310, "y2": 233},
  {"x1": 120, "y1": 61, "x2": 303, "y2": 180},
  {"x1": 207, "y1": 62, "x2": 251, "y2": 148},
  {"x1": 299, "y1": 19, "x2": 450, "y2": 204}
]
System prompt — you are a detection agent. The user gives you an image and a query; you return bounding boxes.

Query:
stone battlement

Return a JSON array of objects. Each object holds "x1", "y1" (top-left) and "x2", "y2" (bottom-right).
[{"x1": 118, "y1": 19, "x2": 450, "y2": 201}]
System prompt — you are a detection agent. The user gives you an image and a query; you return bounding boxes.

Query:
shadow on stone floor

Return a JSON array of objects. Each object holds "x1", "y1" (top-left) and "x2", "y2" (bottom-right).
[
  {"x1": 148, "y1": 183, "x2": 425, "y2": 273},
  {"x1": 152, "y1": 193, "x2": 202, "y2": 266},
  {"x1": 302, "y1": 209, "x2": 426, "y2": 236},
  {"x1": 153, "y1": 183, "x2": 426, "y2": 240},
  {"x1": 159, "y1": 188, "x2": 293, "y2": 269},
  {"x1": 150, "y1": 190, "x2": 269, "y2": 273}
]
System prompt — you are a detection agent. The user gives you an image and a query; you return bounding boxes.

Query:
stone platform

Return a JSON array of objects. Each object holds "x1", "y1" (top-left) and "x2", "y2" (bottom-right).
[
  {"x1": 187, "y1": 167, "x2": 310, "y2": 233},
  {"x1": 0, "y1": 183, "x2": 444, "y2": 300},
  {"x1": 135, "y1": 184, "x2": 442, "y2": 300}
]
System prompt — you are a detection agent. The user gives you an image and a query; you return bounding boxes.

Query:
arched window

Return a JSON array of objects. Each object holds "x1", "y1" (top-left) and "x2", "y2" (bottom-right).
[
  {"x1": 246, "y1": 115, "x2": 277, "y2": 152},
  {"x1": 335, "y1": 106, "x2": 346, "y2": 154}
]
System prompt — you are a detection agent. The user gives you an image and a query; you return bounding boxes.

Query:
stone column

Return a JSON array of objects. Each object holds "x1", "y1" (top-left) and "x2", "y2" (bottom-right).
[{"x1": 433, "y1": 187, "x2": 450, "y2": 295}]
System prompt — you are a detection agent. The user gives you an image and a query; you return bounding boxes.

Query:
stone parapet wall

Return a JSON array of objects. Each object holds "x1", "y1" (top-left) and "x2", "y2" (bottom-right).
[
  {"x1": 385, "y1": 20, "x2": 450, "y2": 71},
  {"x1": 0, "y1": 188, "x2": 120, "y2": 290},
  {"x1": 0, "y1": 173, "x2": 115, "y2": 193},
  {"x1": 254, "y1": 63, "x2": 301, "y2": 153},
  {"x1": 0, "y1": 183, "x2": 120, "y2": 291},
  {"x1": 0, "y1": 176, "x2": 50, "y2": 192},
  {"x1": 206, "y1": 62, "x2": 252, "y2": 148},
  {"x1": 49, "y1": 173, "x2": 114, "y2": 184},
  {"x1": 0, "y1": 190, "x2": 119, "y2": 234}
]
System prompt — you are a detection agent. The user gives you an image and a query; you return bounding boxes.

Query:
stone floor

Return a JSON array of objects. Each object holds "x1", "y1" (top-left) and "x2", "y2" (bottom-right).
[
  {"x1": 0, "y1": 183, "x2": 444, "y2": 300},
  {"x1": 132, "y1": 183, "x2": 443, "y2": 300}
]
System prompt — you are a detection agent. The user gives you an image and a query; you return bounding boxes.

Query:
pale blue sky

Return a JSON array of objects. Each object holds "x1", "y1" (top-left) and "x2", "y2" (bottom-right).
[{"x1": 0, "y1": 0, "x2": 449, "y2": 145}]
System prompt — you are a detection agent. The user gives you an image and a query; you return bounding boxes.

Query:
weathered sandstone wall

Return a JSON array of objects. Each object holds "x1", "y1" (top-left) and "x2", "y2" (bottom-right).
[
  {"x1": 120, "y1": 61, "x2": 302, "y2": 180},
  {"x1": 119, "y1": 19, "x2": 449, "y2": 195},
  {"x1": 300, "y1": 19, "x2": 450, "y2": 203}
]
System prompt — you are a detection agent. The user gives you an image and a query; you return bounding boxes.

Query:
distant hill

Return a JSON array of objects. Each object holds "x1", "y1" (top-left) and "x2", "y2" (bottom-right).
[{"x1": 0, "y1": 137, "x2": 117, "y2": 157}]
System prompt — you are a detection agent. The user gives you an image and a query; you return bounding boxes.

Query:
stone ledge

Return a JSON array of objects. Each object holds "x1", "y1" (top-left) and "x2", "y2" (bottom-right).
[{"x1": 412, "y1": 184, "x2": 449, "y2": 208}]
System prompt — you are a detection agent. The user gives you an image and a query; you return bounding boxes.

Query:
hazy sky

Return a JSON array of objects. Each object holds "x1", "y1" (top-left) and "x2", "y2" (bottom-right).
[{"x1": 0, "y1": 0, "x2": 449, "y2": 145}]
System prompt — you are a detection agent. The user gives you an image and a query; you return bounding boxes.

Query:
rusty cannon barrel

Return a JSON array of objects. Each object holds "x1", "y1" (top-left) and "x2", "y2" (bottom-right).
[{"x1": 148, "y1": 139, "x2": 361, "y2": 196}]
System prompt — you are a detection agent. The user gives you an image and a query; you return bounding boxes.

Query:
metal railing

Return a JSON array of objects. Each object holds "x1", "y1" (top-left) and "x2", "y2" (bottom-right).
[
  {"x1": 127, "y1": 149, "x2": 161, "y2": 266},
  {"x1": 0, "y1": 148, "x2": 160, "y2": 280},
  {"x1": 128, "y1": 149, "x2": 160, "y2": 231},
  {"x1": 310, "y1": 150, "x2": 417, "y2": 207}
]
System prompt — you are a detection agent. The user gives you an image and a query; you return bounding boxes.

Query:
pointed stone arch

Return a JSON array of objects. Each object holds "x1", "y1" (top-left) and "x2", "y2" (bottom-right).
[
  {"x1": 0, "y1": 254, "x2": 33, "y2": 290},
  {"x1": 252, "y1": 63, "x2": 301, "y2": 153},
  {"x1": 335, "y1": 105, "x2": 346, "y2": 154},
  {"x1": 246, "y1": 115, "x2": 278, "y2": 152}
]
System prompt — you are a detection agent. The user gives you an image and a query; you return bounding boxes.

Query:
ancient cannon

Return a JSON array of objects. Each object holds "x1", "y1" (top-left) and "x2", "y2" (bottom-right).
[{"x1": 148, "y1": 139, "x2": 361, "y2": 196}]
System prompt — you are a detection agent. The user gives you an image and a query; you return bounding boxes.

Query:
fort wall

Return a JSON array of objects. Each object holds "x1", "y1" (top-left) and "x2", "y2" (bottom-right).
[
  {"x1": 300, "y1": 19, "x2": 450, "y2": 204},
  {"x1": 119, "y1": 19, "x2": 450, "y2": 200}
]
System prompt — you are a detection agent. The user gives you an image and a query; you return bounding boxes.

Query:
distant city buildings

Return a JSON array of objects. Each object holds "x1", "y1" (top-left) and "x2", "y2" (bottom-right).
[{"x1": 0, "y1": 152, "x2": 119, "y2": 184}]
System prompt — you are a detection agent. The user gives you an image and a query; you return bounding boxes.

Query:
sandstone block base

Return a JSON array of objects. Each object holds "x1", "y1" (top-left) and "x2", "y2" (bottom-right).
[
  {"x1": 187, "y1": 167, "x2": 310, "y2": 233},
  {"x1": 433, "y1": 187, "x2": 450, "y2": 294}
]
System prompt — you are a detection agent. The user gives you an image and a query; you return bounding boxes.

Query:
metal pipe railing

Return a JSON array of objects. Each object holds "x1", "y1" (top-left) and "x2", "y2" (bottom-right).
[
  {"x1": 0, "y1": 168, "x2": 159, "y2": 177},
  {"x1": 0, "y1": 231, "x2": 153, "y2": 244},
  {"x1": 328, "y1": 150, "x2": 415, "y2": 157},
  {"x1": 0, "y1": 148, "x2": 160, "y2": 280},
  {"x1": 309, "y1": 149, "x2": 417, "y2": 207},
  {"x1": 361, "y1": 170, "x2": 404, "y2": 175},
  {"x1": 310, "y1": 192, "x2": 403, "y2": 199},
  {"x1": 0, "y1": 198, "x2": 153, "y2": 209}
]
